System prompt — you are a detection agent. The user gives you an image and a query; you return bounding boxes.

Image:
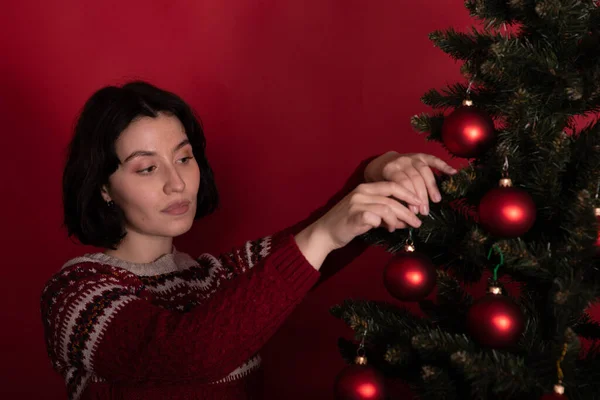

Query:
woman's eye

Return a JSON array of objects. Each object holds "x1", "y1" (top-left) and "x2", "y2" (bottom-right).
[
  {"x1": 179, "y1": 156, "x2": 194, "y2": 164},
  {"x1": 137, "y1": 166, "x2": 156, "y2": 174}
]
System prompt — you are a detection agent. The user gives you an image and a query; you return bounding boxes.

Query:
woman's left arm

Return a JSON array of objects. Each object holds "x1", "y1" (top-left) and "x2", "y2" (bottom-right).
[
  {"x1": 202, "y1": 154, "x2": 381, "y2": 281},
  {"x1": 207, "y1": 152, "x2": 457, "y2": 283}
]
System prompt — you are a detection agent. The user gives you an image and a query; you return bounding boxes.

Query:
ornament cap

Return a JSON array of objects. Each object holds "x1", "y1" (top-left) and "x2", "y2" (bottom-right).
[
  {"x1": 554, "y1": 384, "x2": 565, "y2": 394},
  {"x1": 355, "y1": 355, "x2": 368, "y2": 365},
  {"x1": 595, "y1": 207, "x2": 600, "y2": 217},
  {"x1": 487, "y1": 279, "x2": 504, "y2": 295},
  {"x1": 499, "y1": 178, "x2": 513, "y2": 187},
  {"x1": 488, "y1": 285, "x2": 502, "y2": 295},
  {"x1": 462, "y1": 99, "x2": 474, "y2": 106}
]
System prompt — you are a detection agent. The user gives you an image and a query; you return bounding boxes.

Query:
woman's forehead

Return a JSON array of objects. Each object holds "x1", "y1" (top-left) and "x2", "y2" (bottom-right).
[{"x1": 116, "y1": 113, "x2": 187, "y2": 153}]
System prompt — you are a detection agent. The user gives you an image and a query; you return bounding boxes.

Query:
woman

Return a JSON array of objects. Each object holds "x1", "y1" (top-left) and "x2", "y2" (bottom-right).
[{"x1": 41, "y1": 81, "x2": 456, "y2": 400}]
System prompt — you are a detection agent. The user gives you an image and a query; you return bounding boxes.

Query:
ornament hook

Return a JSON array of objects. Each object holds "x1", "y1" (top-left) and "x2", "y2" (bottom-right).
[
  {"x1": 405, "y1": 228, "x2": 415, "y2": 251},
  {"x1": 487, "y1": 244, "x2": 504, "y2": 281},
  {"x1": 355, "y1": 319, "x2": 372, "y2": 364},
  {"x1": 501, "y1": 156, "x2": 511, "y2": 180},
  {"x1": 466, "y1": 72, "x2": 477, "y2": 95}
]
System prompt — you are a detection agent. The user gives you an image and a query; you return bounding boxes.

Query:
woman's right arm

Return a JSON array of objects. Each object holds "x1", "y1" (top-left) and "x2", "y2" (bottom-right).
[{"x1": 41, "y1": 233, "x2": 322, "y2": 386}]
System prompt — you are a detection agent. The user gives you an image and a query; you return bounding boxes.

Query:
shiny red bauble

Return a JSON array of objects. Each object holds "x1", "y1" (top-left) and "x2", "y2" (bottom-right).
[
  {"x1": 479, "y1": 187, "x2": 536, "y2": 238},
  {"x1": 466, "y1": 294, "x2": 525, "y2": 348},
  {"x1": 441, "y1": 105, "x2": 495, "y2": 158},
  {"x1": 383, "y1": 251, "x2": 437, "y2": 301},
  {"x1": 334, "y1": 364, "x2": 386, "y2": 400}
]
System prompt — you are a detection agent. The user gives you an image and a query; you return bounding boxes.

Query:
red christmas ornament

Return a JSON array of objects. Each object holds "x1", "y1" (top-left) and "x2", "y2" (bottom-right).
[
  {"x1": 334, "y1": 356, "x2": 386, "y2": 400},
  {"x1": 466, "y1": 285, "x2": 525, "y2": 348},
  {"x1": 383, "y1": 244, "x2": 437, "y2": 301},
  {"x1": 479, "y1": 178, "x2": 536, "y2": 238},
  {"x1": 441, "y1": 100, "x2": 495, "y2": 158}
]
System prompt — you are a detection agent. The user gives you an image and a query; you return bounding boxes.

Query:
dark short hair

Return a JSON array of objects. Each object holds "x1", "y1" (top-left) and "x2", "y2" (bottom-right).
[{"x1": 63, "y1": 80, "x2": 219, "y2": 249}]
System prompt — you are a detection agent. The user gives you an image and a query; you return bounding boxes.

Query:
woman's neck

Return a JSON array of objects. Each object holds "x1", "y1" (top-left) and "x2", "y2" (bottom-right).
[{"x1": 104, "y1": 230, "x2": 174, "y2": 264}]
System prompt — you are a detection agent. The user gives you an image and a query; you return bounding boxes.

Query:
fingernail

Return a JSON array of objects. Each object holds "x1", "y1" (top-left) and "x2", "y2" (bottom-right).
[
  {"x1": 421, "y1": 204, "x2": 429, "y2": 215},
  {"x1": 433, "y1": 193, "x2": 441, "y2": 202}
]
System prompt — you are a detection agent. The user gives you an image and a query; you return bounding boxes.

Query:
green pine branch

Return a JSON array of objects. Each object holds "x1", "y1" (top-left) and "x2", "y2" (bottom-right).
[{"x1": 429, "y1": 27, "x2": 500, "y2": 61}]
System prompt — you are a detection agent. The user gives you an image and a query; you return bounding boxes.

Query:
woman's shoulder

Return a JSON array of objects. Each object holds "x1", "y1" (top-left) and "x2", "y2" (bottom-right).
[
  {"x1": 40, "y1": 255, "x2": 146, "y2": 338},
  {"x1": 42, "y1": 254, "x2": 143, "y2": 303},
  {"x1": 56, "y1": 253, "x2": 143, "y2": 281}
]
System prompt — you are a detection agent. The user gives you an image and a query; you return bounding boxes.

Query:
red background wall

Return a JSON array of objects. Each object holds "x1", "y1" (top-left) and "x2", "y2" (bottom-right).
[{"x1": 0, "y1": 1, "x2": 474, "y2": 398}]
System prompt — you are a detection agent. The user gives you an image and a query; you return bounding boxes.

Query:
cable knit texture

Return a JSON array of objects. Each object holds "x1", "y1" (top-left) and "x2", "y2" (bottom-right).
[{"x1": 40, "y1": 231, "x2": 321, "y2": 400}]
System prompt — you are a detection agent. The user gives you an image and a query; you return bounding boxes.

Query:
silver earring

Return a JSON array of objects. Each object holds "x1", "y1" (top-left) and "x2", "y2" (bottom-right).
[{"x1": 106, "y1": 200, "x2": 115, "y2": 208}]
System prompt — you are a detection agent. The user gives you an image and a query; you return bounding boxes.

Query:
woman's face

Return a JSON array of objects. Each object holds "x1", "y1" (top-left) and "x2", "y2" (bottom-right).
[{"x1": 101, "y1": 112, "x2": 200, "y2": 239}]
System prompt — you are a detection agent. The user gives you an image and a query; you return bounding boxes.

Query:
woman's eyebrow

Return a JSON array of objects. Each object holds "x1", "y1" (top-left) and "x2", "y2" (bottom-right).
[{"x1": 123, "y1": 139, "x2": 190, "y2": 163}]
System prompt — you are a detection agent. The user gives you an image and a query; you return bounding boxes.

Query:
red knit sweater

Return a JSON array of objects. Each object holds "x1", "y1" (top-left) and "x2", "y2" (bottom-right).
[{"x1": 41, "y1": 231, "x2": 323, "y2": 400}]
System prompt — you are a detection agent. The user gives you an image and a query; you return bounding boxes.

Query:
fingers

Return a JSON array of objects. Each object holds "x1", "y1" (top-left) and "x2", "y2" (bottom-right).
[
  {"x1": 354, "y1": 210, "x2": 408, "y2": 234},
  {"x1": 385, "y1": 167, "x2": 430, "y2": 214},
  {"x1": 389, "y1": 155, "x2": 458, "y2": 210},
  {"x1": 357, "y1": 211, "x2": 383, "y2": 231},
  {"x1": 353, "y1": 205, "x2": 409, "y2": 233},
  {"x1": 387, "y1": 171, "x2": 420, "y2": 214},
  {"x1": 352, "y1": 192, "x2": 423, "y2": 229},
  {"x1": 360, "y1": 205, "x2": 398, "y2": 232},
  {"x1": 414, "y1": 161, "x2": 441, "y2": 203},
  {"x1": 405, "y1": 168, "x2": 429, "y2": 214},
  {"x1": 356, "y1": 181, "x2": 422, "y2": 207},
  {"x1": 421, "y1": 154, "x2": 458, "y2": 175},
  {"x1": 373, "y1": 195, "x2": 422, "y2": 228}
]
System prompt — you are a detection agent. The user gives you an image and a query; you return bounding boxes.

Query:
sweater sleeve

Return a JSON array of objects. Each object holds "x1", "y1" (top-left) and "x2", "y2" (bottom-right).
[{"x1": 41, "y1": 233, "x2": 320, "y2": 386}]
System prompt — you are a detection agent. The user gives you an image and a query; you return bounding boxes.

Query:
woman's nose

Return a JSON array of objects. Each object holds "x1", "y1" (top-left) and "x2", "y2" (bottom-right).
[{"x1": 164, "y1": 166, "x2": 186, "y2": 193}]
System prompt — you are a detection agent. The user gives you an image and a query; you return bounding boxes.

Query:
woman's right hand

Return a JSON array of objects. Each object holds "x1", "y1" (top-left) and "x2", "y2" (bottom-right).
[{"x1": 314, "y1": 181, "x2": 423, "y2": 252}]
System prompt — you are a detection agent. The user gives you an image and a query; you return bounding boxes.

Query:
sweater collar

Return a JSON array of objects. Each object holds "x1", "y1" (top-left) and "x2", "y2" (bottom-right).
[{"x1": 81, "y1": 246, "x2": 197, "y2": 276}]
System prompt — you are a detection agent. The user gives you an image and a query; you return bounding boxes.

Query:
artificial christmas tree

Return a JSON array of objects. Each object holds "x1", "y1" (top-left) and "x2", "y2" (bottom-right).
[{"x1": 331, "y1": 1, "x2": 600, "y2": 399}]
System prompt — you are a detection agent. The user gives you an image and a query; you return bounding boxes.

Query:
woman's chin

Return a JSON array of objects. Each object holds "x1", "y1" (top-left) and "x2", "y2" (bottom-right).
[
  {"x1": 153, "y1": 216, "x2": 195, "y2": 238},
  {"x1": 169, "y1": 221, "x2": 195, "y2": 237}
]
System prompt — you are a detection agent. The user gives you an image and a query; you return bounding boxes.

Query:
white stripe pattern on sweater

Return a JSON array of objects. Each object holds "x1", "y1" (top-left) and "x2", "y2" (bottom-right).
[
  {"x1": 210, "y1": 354, "x2": 262, "y2": 384},
  {"x1": 66, "y1": 368, "x2": 91, "y2": 400},
  {"x1": 84, "y1": 295, "x2": 138, "y2": 370},
  {"x1": 60, "y1": 280, "x2": 132, "y2": 367}
]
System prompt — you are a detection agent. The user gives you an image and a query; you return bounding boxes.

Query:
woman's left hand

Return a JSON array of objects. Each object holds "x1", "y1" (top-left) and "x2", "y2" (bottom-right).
[{"x1": 364, "y1": 151, "x2": 457, "y2": 215}]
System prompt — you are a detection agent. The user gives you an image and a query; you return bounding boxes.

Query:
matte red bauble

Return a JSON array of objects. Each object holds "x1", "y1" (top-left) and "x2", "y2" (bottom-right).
[
  {"x1": 441, "y1": 103, "x2": 495, "y2": 158},
  {"x1": 334, "y1": 363, "x2": 386, "y2": 400},
  {"x1": 383, "y1": 250, "x2": 437, "y2": 301},
  {"x1": 466, "y1": 293, "x2": 525, "y2": 348},
  {"x1": 479, "y1": 185, "x2": 536, "y2": 238}
]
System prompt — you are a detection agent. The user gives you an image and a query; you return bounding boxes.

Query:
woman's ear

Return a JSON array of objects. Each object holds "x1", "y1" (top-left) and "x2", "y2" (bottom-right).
[{"x1": 100, "y1": 185, "x2": 112, "y2": 203}]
